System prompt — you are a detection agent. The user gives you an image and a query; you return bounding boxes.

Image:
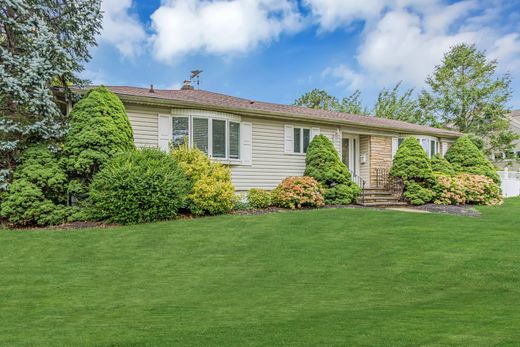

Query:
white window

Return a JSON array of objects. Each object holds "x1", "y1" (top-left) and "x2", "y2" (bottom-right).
[
  {"x1": 430, "y1": 140, "x2": 438, "y2": 157},
  {"x1": 293, "y1": 127, "x2": 311, "y2": 154},
  {"x1": 165, "y1": 115, "x2": 247, "y2": 161}
]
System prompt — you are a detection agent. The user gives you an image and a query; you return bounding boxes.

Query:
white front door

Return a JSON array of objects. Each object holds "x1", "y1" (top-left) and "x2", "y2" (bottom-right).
[{"x1": 341, "y1": 135, "x2": 359, "y2": 175}]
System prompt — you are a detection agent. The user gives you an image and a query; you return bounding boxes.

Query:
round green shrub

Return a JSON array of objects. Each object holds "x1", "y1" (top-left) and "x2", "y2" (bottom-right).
[
  {"x1": 445, "y1": 135, "x2": 499, "y2": 183},
  {"x1": 271, "y1": 176, "x2": 325, "y2": 209},
  {"x1": 62, "y1": 86, "x2": 135, "y2": 193},
  {"x1": 0, "y1": 179, "x2": 70, "y2": 226},
  {"x1": 248, "y1": 189, "x2": 272, "y2": 209},
  {"x1": 390, "y1": 137, "x2": 435, "y2": 205},
  {"x1": 430, "y1": 153, "x2": 455, "y2": 176},
  {"x1": 87, "y1": 148, "x2": 190, "y2": 224},
  {"x1": 304, "y1": 135, "x2": 360, "y2": 205}
]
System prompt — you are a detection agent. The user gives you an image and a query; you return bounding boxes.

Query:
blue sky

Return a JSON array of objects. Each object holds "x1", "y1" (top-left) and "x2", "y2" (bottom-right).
[{"x1": 85, "y1": 0, "x2": 520, "y2": 111}]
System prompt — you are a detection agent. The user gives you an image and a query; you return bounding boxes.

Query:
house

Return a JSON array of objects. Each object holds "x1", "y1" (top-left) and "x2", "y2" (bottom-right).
[{"x1": 76, "y1": 83, "x2": 461, "y2": 191}]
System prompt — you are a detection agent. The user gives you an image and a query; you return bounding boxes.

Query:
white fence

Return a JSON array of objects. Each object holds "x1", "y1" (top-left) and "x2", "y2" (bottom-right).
[{"x1": 498, "y1": 170, "x2": 520, "y2": 198}]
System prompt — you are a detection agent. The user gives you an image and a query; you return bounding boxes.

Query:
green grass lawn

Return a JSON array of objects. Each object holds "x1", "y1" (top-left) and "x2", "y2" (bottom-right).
[{"x1": 1, "y1": 199, "x2": 520, "y2": 346}]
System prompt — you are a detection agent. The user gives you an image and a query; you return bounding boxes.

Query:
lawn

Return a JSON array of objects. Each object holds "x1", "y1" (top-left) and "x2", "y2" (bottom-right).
[{"x1": 1, "y1": 199, "x2": 520, "y2": 346}]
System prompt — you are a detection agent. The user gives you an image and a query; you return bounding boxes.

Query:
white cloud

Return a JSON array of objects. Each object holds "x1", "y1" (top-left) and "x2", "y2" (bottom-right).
[
  {"x1": 100, "y1": 0, "x2": 147, "y2": 57},
  {"x1": 488, "y1": 33, "x2": 520, "y2": 74},
  {"x1": 303, "y1": 0, "x2": 387, "y2": 30},
  {"x1": 150, "y1": 0, "x2": 302, "y2": 63},
  {"x1": 323, "y1": 64, "x2": 364, "y2": 89}
]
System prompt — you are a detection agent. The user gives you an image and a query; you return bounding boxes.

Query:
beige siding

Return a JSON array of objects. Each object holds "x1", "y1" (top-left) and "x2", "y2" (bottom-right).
[
  {"x1": 126, "y1": 105, "x2": 171, "y2": 148},
  {"x1": 359, "y1": 135, "x2": 370, "y2": 185},
  {"x1": 231, "y1": 117, "x2": 339, "y2": 191}
]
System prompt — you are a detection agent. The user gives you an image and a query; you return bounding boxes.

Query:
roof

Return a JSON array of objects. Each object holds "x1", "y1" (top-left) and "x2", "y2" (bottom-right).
[{"x1": 91, "y1": 86, "x2": 462, "y2": 138}]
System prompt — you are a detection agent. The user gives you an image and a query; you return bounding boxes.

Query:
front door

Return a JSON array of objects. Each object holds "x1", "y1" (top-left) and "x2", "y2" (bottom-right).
[{"x1": 342, "y1": 136, "x2": 359, "y2": 175}]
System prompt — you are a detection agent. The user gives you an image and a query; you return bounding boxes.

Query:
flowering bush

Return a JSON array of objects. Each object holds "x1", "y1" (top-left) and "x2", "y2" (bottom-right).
[
  {"x1": 271, "y1": 176, "x2": 325, "y2": 209},
  {"x1": 248, "y1": 189, "x2": 272, "y2": 209},
  {"x1": 433, "y1": 173, "x2": 502, "y2": 206}
]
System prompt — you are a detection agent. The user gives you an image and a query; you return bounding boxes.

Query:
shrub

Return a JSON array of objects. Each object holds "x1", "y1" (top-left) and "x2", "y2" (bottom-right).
[
  {"x1": 248, "y1": 189, "x2": 272, "y2": 209},
  {"x1": 433, "y1": 173, "x2": 502, "y2": 206},
  {"x1": 189, "y1": 164, "x2": 236, "y2": 216},
  {"x1": 271, "y1": 176, "x2": 325, "y2": 209},
  {"x1": 13, "y1": 145, "x2": 68, "y2": 203},
  {"x1": 304, "y1": 134, "x2": 359, "y2": 204},
  {"x1": 0, "y1": 179, "x2": 70, "y2": 226},
  {"x1": 62, "y1": 86, "x2": 135, "y2": 194},
  {"x1": 430, "y1": 153, "x2": 455, "y2": 176},
  {"x1": 87, "y1": 148, "x2": 189, "y2": 224},
  {"x1": 171, "y1": 145, "x2": 236, "y2": 216},
  {"x1": 445, "y1": 135, "x2": 499, "y2": 183},
  {"x1": 390, "y1": 137, "x2": 435, "y2": 205}
]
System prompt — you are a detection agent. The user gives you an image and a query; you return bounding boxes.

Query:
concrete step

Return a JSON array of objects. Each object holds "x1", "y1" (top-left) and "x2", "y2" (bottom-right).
[{"x1": 358, "y1": 201, "x2": 409, "y2": 207}]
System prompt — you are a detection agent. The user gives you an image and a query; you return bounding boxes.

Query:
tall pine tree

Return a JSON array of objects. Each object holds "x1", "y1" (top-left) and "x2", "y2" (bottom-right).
[{"x1": 0, "y1": 0, "x2": 102, "y2": 188}]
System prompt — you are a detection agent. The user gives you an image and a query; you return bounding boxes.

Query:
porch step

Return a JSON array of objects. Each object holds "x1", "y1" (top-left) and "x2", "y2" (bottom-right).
[{"x1": 359, "y1": 201, "x2": 409, "y2": 207}]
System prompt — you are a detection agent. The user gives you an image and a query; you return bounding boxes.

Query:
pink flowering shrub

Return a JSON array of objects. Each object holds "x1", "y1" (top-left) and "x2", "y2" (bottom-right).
[
  {"x1": 433, "y1": 173, "x2": 502, "y2": 206},
  {"x1": 271, "y1": 176, "x2": 325, "y2": 209}
]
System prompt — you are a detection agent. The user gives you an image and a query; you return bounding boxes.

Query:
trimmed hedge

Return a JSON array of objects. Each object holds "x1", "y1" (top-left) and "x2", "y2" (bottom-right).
[
  {"x1": 62, "y1": 86, "x2": 135, "y2": 194},
  {"x1": 87, "y1": 148, "x2": 189, "y2": 224},
  {"x1": 304, "y1": 135, "x2": 359, "y2": 205},
  {"x1": 271, "y1": 176, "x2": 325, "y2": 209},
  {"x1": 445, "y1": 135, "x2": 499, "y2": 183},
  {"x1": 390, "y1": 137, "x2": 435, "y2": 205}
]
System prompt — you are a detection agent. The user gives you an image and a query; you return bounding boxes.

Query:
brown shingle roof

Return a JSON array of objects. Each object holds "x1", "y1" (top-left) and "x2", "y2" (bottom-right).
[{"x1": 96, "y1": 86, "x2": 461, "y2": 138}]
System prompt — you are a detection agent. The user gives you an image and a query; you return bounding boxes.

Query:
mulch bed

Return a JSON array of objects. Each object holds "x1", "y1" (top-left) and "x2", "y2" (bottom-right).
[{"x1": 410, "y1": 203, "x2": 481, "y2": 217}]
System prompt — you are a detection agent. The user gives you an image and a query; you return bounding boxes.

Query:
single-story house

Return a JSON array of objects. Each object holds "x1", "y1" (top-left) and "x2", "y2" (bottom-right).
[{"x1": 73, "y1": 84, "x2": 461, "y2": 192}]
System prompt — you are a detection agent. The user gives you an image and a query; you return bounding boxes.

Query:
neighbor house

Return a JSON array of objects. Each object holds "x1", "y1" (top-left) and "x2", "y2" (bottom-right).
[
  {"x1": 72, "y1": 83, "x2": 461, "y2": 192},
  {"x1": 493, "y1": 110, "x2": 520, "y2": 171}
]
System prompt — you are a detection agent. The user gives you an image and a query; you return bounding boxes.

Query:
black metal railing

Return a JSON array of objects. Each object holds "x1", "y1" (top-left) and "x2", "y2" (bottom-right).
[
  {"x1": 374, "y1": 167, "x2": 405, "y2": 201},
  {"x1": 351, "y1": 173, "x2": 366, "y2": 204}
]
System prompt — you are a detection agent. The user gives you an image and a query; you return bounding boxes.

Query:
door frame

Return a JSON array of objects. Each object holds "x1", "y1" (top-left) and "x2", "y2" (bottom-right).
[{"x1": 341, "y1": 134, "x2": 360, "y2": 176}]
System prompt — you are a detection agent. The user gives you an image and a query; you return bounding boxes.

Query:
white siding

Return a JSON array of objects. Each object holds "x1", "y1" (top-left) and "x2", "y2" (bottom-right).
[{"x1": 231, "y1": 117, "x2": 339, "y2": 191}]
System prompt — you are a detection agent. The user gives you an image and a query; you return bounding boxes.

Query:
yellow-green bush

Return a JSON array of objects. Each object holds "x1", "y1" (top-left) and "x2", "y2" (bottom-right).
[
  {"x1": 248, "y1": 189, "x2": 272, "y2": 209},
  {"x1": 171, "y1": 145, "x2": 236, "y2": 216},
  {"x1": 189, "y1": 164, "x2": 236, "y2": 216}
]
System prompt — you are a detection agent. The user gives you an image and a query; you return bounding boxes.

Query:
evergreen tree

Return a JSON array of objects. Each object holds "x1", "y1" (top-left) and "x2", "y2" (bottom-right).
[
  {"x1": 0, "y1": 0, "x2": 102, "y2": 187},
  {"x1": 419, "y1": 43, "x2": 517, "y2": 155}
]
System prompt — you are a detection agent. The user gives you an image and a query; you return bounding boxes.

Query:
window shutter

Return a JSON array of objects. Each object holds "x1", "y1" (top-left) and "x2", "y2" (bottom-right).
[
  {"x1": 240, "y1": 122, "x2": 253, "y2": 165},
  {"x1": 284, "y1": 125, "x2": 294, "y2": 154},
  {"x1": 158, "y1": 115, "x2": 172, "y2": 151},
  {"x1": 311, "y1": 127, "x2": 320, "y2": 139},
  {"x1": 391, "y1": 137, "x2": 399, "y2": 158}
]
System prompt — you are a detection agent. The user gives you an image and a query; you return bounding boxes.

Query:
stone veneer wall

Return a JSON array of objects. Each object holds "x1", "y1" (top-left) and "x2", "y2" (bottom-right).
[{"x1": 369, "y1": 136, "x2": 393, "y2": 187}]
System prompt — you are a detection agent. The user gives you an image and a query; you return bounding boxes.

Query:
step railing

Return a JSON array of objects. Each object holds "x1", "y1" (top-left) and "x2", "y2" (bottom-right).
[
  {"x1": 374, "y1": 167, "x2": 405, "y2": 201},
  {"x1": 351, "y1": 173, "x2": 366, "y2": 205}
]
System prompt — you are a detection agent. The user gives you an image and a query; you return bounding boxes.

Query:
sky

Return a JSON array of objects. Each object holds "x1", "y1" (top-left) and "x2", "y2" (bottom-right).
[{"x1": 85, "y1": 0, "x2": 520, "y2": 111}]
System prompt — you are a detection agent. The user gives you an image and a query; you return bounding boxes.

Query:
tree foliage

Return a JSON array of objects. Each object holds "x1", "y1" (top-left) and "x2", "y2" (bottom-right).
[
  {"x1": 419, "y1": 43, "x2": 517, "y2": 155},
  {"x1": 304, "y1": 135, "x2": 360, "y2": 204},
  {"x1": 294, "y1": 89, "x2": 369, "y2": 115},
  {"x1": 0, "y1": 0, "x2": 102, "y2": 186},
  {"x1": 62, "y1": 86, "x2": 135, "y2": 194},
  {"x1": 374, "y1": 82, "x2": 431, "y2": 125},
  {"x1": 444, "y1": 135, "x2": 499, "y2": 183},
  {"x1": 430, "y1": 153, "x2": 455, "y2": 176}
]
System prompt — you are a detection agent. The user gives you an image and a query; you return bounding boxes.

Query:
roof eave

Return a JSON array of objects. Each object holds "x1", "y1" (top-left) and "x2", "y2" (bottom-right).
[{"x1": 116, "y1": 93, "x2": 461, "y2": 139}]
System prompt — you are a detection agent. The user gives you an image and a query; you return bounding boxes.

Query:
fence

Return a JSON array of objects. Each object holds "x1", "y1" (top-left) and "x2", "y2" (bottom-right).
[{"x1": 498, "y1": 170, "x2": 520, "y2": 198}]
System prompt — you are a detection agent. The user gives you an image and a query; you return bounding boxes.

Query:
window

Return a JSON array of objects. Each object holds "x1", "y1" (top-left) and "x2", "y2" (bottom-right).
[
  {"x1": 430, "y1": 140, "x2": 437, "y2": 156},
  {"x1": 229, "y1": 122, "x2": 240, "y2": 159},
  {"x1": 171, "y1": 115, "x2": 240, "y2": 160},
  {"x1": 293, "y1": 127, "x2": 311, "y2": 154},
  {"x1": 398, "y1": 137, "x2": 405, "y2": 147},
  {"x1": 193, "y1": 118, "x2": 209, "y2": 154},
  {"x1": 172, "y1": 117, "x2": 189, "y2": 146},
  {"x1": 212, "y1": 119, "x2": 226, "y2": 158}
]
